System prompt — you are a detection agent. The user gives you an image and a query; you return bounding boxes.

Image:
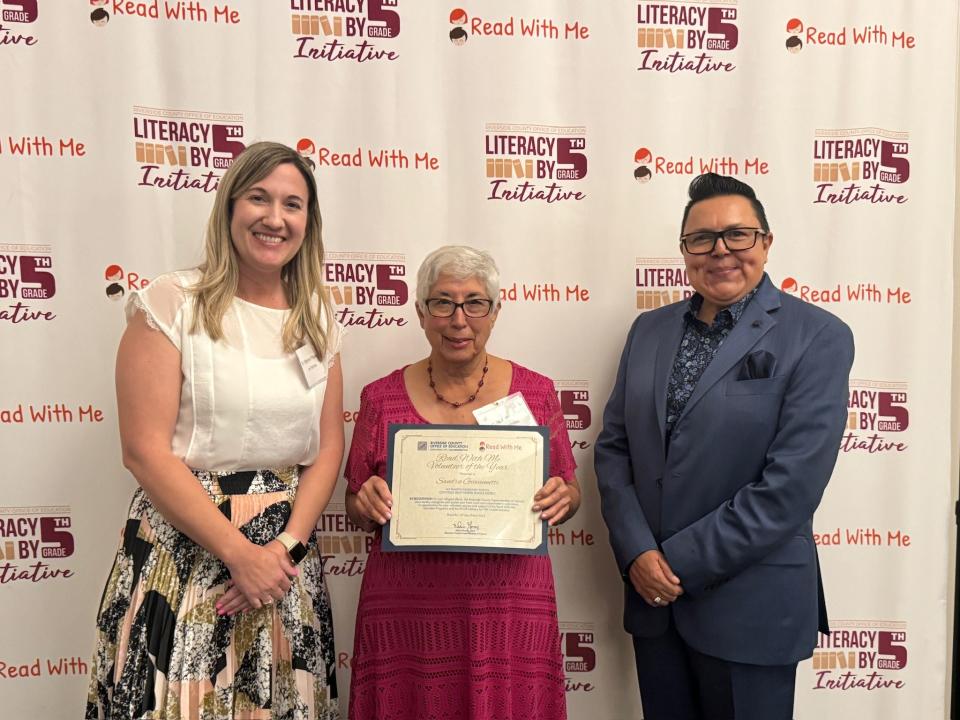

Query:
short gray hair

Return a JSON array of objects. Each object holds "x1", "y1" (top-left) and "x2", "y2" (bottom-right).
[{"x1": 416, "y1": 245, "x2": 501, "y2": 310}]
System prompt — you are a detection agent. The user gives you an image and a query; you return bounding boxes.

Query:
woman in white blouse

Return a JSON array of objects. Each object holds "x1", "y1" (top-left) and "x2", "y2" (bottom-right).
[{"x1": 85, "y1": 142, "x2": 343, "y2": 720}]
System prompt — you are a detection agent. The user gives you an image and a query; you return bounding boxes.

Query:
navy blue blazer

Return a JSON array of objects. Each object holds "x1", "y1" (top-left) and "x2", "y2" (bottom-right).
[{"x1": 595, "y1": 275, "x2": 854, "y2": 666}]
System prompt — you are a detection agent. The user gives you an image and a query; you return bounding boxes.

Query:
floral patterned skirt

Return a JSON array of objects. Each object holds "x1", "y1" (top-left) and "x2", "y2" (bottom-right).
[{"x1": 85, "y1": 468, "x2": 339, "y2": 720}]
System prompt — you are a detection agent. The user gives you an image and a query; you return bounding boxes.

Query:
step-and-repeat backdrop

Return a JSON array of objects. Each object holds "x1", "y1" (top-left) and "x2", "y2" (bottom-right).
[{"x1": 1, "y1": 2, "x2": 957, "y2": 718}]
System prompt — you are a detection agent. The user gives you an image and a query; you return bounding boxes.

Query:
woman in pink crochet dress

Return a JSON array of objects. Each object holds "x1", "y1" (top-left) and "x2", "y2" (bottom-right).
[{"x1": 344, "y1": 245, "x2": 581, "y2": 720}]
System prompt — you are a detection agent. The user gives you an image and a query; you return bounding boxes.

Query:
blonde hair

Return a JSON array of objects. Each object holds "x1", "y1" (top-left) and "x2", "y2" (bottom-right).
[{"x1": 190, "y1": 141, "x2": 333, "y2": 358}]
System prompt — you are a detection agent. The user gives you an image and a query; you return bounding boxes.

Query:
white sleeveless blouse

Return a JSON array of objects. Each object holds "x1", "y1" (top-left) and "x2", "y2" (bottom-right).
[{"x1": 127, "y1": 269, "x2": 342, "y2": 472}]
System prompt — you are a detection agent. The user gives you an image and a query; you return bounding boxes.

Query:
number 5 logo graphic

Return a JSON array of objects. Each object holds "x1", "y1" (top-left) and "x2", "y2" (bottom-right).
[
  {"x1": 557, "y1": 138, "x2": 588, "y2": 179},
  {"x1": 558, "y1": 391, "x2": 591, "y2": 431},
  {"x1": 877, "y1": 392, "x2": 909, "y2": 431},
  {"x1": 564, "y1": 632, "x2": 596, "y2": 672},
  {"x1": 40, "y1": 517, "x2": 74, "y2": 558},
  {"x1": 2, "y1": 1, "x2": 39, "y2": 23},
  {"x1": 368, "y1": 0, "x2": 400, "y2": 37},
  {"x1": 212, "y1": 125, "x2": 246, "y2": 165},
  {"x1": 707, "y1": 7, "x2": 738, "y2": 49},
  {"x1": 20, "y1": 256, "x2": 56, "y2": 299}
]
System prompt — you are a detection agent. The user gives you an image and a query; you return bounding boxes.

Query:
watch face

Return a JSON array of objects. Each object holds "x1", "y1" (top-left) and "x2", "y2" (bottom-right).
[{"x1": 289, "y1": 542, "x2": 308, "y2": 564}]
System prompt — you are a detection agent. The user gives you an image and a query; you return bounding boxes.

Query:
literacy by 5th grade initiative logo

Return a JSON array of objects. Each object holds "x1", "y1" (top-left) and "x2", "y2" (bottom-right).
[
  {"x1": 484, "y1": 124, "x2": 587, "y2": 203},
  {"x1": 811, "y1": 128, "x2": 910, "y2": 205},
  {"x1": 317, "y1": 501, "x2": 371, "y2": 580},
  {"x1": 1, "y1": 0, "x2": 38, "y2": 46},
  {"x1": 635, "y1": 258, "x2": 692, "y2": 312},
  {"x1": 810, "y1": 620, "x2": 907, "y2": 691},
  {"x1": 841, "y1": 379, "x2": 908, "y2": 454},
  {"x1": 133, "y1": 106, "x2": 245, "y2": 193},
  {"x1": 323, "y1": 252, "x2": 409, "y2": 329},
  {"x1": 636, "y1": 0, "x2": 738, "y2": 74},
  {"x1": 290, "y1": 0, "x2": 400, "y2": 63},
  {"x1": 0, "y1": 243, "x2": 56, "y2": 325},
  {"x1": 0, "y1": 506, "x2": 75, "y2": 586}
]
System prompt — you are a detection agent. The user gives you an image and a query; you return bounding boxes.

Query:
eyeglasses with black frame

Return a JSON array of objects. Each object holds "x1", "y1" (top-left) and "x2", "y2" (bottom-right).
[
  {"x1": 424, "y1": 298, "x2": 495, "y2": 318},
  {"x1": 680, "y1": 227, "x2": 768, "y2": 255}
]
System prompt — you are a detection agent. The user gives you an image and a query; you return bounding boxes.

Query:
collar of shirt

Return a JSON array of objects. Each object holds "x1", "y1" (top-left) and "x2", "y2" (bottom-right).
[{"x1": 684, "y1": 276, "x2": 765, "y2": 333}]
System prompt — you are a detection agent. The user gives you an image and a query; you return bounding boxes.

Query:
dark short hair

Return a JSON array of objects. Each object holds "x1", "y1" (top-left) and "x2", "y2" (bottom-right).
[{"x1": 680, "y1": 173, "x2": 770, "y2": 233}]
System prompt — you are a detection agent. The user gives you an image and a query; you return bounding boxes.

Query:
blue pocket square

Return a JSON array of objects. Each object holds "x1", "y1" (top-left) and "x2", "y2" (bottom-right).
[{"x1": 737, "y1": 350, "x2": 776, "y2": 380}]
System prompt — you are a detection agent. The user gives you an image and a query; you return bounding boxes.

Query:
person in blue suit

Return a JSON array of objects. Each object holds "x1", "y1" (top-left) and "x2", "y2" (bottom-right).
[{"x1": 596, "y1": 173, "x2": 854, "y2": 719}]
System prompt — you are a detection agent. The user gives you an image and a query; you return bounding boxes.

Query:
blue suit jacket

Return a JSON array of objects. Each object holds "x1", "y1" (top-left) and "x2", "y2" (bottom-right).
[{"x1": 595, "y1": 276, "x2": 854, "y2": 666}]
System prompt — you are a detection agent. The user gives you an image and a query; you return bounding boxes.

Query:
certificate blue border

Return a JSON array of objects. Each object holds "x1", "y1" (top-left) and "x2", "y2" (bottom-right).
[{"x1": 382, "y1": 423, "x2": 550, "y2": 555}]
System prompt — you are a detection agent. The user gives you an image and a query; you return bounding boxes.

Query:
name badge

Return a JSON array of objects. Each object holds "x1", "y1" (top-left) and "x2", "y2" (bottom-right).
[
  {"x1": 472, "y1": 392, "x2": 537, "y2": 426},
  {"x1": 295, "y1": 344, "x2": 327, "y2": 389}
]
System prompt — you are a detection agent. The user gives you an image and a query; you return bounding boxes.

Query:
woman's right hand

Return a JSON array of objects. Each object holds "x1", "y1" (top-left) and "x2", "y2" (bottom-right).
[
  {"x1": 217, "y1": 540, "x2": 298, "y2": 615},
  {"x1": 354, "y1": 475, "x2": 393, "y2": 526}
]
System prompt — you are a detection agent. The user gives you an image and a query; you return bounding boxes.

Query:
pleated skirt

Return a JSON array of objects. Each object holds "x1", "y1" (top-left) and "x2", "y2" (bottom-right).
[{"x1": 85, "y1": 467, "x2": 339, "y2": 720}]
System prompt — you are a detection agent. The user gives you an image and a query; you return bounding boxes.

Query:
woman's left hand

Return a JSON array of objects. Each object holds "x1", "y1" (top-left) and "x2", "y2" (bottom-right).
[
  {"x1": 532, "y1": 476, "x2": 579, "y2": 526},
  {"x1": 217, "y1": 541, "x2": 295, "y2": 615}
]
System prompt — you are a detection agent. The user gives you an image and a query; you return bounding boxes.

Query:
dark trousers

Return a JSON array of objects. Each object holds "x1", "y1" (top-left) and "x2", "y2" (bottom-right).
[{"x1": 632, "y1": 618, "x2": 797, "y2": 720}]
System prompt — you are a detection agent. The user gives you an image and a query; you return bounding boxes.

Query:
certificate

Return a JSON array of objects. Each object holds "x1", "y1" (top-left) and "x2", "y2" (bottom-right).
[{"x1": 383, "y1": 424, "x2": 549, "y2": 555}]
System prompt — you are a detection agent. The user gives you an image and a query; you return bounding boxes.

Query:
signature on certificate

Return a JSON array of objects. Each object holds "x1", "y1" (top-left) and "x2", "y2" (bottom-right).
[{"x1": 453, "y1": 521, "x2": 481, "y2": 534}]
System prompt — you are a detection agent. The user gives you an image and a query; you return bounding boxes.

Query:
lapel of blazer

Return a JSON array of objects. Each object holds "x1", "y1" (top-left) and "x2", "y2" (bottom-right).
[
  {"x1": 653, "y1": 302, "x2": 688, "y2": 446},
  {"x1": 676, "y1": 277, "x2": 781, "y2": 426}
]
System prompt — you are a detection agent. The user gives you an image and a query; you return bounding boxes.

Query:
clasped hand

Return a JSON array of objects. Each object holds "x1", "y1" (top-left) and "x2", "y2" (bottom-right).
[
  {"x1": 216, "y1": 539, "x2": 298, "y2": 616},
  {"x1": 629, "y1": 550, "x2": 683, "y2": 607}
]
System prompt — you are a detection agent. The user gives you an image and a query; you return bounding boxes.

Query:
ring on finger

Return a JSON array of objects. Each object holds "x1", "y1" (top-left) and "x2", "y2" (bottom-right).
[{"x1": 653, "y1": 595, "x2": 663, "y2": 605}]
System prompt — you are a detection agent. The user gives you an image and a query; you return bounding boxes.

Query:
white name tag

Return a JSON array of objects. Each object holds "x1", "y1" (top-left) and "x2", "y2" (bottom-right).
[
  {"x1": 472, "y1": 392, "x2": 537, "y2": 426},
  {"x1": 296, "y1": 344, "x2": 327, "y2": 389}
]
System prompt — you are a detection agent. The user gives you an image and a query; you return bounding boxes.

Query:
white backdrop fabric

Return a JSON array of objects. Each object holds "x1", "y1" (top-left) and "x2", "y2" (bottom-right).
[{"x1": 1, "y1": 2, "x2": 957, "y2": 718}]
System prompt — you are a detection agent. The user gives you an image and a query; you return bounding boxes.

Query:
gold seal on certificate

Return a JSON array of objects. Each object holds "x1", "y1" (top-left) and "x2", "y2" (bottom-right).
[{"x1": 383, "y1": 424, "x2": 549, "y2": 555}]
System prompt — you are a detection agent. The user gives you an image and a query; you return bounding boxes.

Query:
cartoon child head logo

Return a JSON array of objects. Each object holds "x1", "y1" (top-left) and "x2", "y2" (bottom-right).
[
  {"x1": 785, "y1": 19, "x2": 802, "y2": 53},
  {"x1": 91, "y1": 7, "x2": 109, "y2": 26},
  {"x1": 105, "y1": 265, "x2": 124, "y2": 300},
  {"x1": 479, "y1": 441, "x2": 486, "y2": 452},
  {"x1": 633, "y1": 147, "x2": 653, "y2": 184},
  {"x1": 296, "y1": 138, "x2": 316, "y2": 170},
  {"x1": 449, "y1": 8, "x2": 468, "y2": 45},
  {"x1": 780, "y1": 277, "x2": 799, "y2": 294}
]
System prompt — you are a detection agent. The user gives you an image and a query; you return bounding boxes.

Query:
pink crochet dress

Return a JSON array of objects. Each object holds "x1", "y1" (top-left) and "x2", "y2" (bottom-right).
[{"x1": 345, "y1": 363, "x2": 576, "y2": 720}]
